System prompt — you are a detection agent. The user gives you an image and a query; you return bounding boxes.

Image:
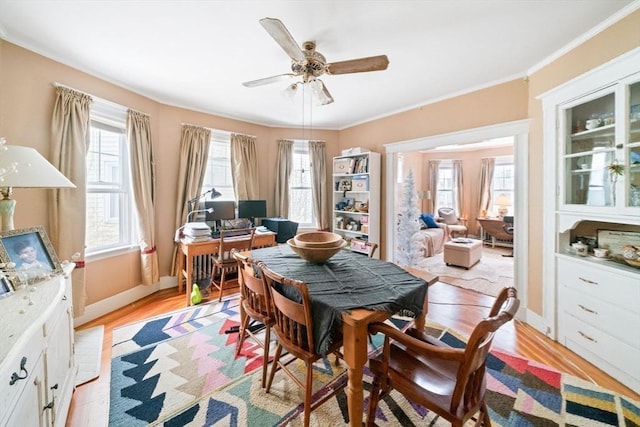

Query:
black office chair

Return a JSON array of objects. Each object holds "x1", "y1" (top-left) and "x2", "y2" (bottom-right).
[{"x1": 502, "y1": 216, "x2": 514, "y2": 257}]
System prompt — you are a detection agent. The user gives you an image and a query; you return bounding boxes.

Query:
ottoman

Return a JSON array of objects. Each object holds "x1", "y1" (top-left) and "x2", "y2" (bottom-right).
[{"x1": 443, "y1": 239, "x2": 482, "y2": 269}]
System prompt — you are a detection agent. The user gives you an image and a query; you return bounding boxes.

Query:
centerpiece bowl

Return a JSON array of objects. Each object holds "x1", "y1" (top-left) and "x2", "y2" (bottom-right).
[
  {"x1": 287, "y1": 238, "x2": 347, "y2": 264},
  {"x1": 293, "y1": 231, "x2": 344, "y2": 249}
]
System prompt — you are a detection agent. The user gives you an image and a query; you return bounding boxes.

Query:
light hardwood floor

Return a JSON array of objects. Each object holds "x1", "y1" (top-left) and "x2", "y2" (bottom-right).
[{"x1": 67, "y1": 276, "x2": 640, "y2": 426}]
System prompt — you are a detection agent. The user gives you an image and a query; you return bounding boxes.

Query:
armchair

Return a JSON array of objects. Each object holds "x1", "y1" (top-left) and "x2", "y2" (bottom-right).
[{"x1": 437, "y1": 207, "x2": 467, "y2": 238}]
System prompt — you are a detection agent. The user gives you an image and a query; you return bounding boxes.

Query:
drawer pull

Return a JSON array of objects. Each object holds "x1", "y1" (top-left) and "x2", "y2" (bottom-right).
[
  {"x1": 9, "y1": 356, "x2": 28, "y2": 385},
  {"x1": 578, "y1": 331, "x2": 597, "y2": 343},
  {"x1": 578, "y1": 277, "x2": 598, "y2": 285},
  {"x1": 578, "y1": 304, "x2": 597, "y2": 315}
]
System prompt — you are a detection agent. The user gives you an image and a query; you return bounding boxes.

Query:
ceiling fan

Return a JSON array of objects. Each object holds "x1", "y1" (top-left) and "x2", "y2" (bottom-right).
[{"x1": 242, "y1": 17, "x2": 389, "y2": 105}]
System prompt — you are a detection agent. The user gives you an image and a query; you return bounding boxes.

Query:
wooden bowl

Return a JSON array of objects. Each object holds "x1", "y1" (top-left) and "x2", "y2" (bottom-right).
[
  {"x1": 293, "y1": 231, "x2": 344, "y2": 249},
  {"x1": 287, "y1": 238, "x2": 347, "y2": 264}
]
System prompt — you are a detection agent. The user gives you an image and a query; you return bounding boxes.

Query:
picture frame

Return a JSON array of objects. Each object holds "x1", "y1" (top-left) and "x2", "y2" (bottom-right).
[
  {"x1": 0, "y1": 274, "x2": 13, "y2": 299},
  {"x1": 0, "y1": 225, "x2": 62, "y2": 286}
]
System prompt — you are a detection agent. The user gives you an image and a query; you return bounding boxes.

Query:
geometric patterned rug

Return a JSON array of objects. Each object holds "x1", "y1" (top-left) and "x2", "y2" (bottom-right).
[{"x1": 109, "y1": 299, "x2": 640, "y2": 426}]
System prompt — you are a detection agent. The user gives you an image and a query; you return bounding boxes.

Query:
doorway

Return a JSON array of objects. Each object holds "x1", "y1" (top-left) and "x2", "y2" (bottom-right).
[{"x1": 383, "y1": 120, "x2": 529, "y2": 305}]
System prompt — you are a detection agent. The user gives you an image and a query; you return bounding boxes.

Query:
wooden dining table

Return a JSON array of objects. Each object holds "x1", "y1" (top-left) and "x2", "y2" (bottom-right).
[{"x1": 249, "y1": 246, "x2": 438, "y2": 426}]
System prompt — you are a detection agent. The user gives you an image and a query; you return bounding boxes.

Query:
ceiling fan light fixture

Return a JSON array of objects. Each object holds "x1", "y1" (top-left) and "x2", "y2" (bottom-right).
[{"x1": 282, "y1": 82, "x2": 299, "y2": 102}]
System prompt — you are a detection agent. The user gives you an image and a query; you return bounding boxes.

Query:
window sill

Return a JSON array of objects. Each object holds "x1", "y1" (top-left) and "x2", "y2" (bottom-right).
[{"x1": 86, "y1": 245, "x2": 139, "y2": 262}]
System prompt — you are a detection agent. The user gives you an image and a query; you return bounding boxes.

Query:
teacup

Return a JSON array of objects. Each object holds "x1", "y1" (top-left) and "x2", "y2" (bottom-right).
[
  {"x1": 585, "y1": 118, "x2": 601, "y2": 130},
  {"x1": 572, "y1": 242, "x2": 588, "y2": 256},
  {"x1": 593, "y1": 248, "x2": 608, "y2": 258}
]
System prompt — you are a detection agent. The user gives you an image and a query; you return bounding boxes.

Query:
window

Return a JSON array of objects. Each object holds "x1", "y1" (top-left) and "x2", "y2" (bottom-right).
[
  {"x1": 288, "y1": 140, "x2": 315, "y2": 226},
  {"x1": 491, "y1": 157, "x2": 514, "y2": 216},
  {"x1": 435, "y1": 162, "x2": 455, "y2": 212},
  {"x1": 86, "y1": 103, "x2": 136, "y2": 254},
  {"x1": 202, "y1": 130, "x2": 235, "y2": 202}
]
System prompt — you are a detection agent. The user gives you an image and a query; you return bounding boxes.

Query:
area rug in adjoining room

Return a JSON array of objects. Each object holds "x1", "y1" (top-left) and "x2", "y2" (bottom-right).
[{"x1": 415, "y1": 248, "x2": 513, "y2": 297}]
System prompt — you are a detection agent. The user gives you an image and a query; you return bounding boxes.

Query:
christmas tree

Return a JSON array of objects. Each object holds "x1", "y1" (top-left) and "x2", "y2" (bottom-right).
[{"x1": 395, "y1": 169, "x2": 423, "y2": 267}]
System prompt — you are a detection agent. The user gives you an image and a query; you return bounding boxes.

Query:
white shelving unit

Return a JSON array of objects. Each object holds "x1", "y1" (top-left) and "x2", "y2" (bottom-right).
[{"x1": 332, "y1": 151, "x2": 380, "y2": 258}]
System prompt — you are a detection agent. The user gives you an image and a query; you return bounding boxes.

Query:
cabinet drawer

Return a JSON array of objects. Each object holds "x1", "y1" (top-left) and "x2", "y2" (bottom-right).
[
  {"x1": 557, "y1": 257, "x2": 640, "y2": 314},
  {"x1": 560, "y1": 313, "x2": 640, "y2": 388},
  {"x1": 0, "y1": 331, "x2": 44, "y2": 418},
  {"x1": 560, "y1": 286, "x2": 640, "y2": 349}
]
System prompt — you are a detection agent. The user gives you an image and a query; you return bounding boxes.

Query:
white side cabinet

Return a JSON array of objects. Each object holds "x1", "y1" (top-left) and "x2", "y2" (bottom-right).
[
  {"x1": 332, "y1": 151, "x2": 381, "y2": 257},
  {"x1": 0, "y1": 265, "x2": 76, "y2": 427},
  {"x1": 541, "y1": 48, "x2": 640, "y2": 393}
]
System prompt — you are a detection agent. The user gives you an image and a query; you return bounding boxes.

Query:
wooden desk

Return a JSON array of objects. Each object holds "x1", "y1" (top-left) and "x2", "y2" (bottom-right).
[
  {"x1": 476, "y1": 217, "x2": 513, "y2": 248},
  {"x1": 177, "y1": 231, "x2": 275, "y2": 306},
  {"x1": 250, "y1": 246, "x2": 438, "y2": 427}
]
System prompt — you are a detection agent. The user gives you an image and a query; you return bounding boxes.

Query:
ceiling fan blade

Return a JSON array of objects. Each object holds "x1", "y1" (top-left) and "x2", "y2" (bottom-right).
[
  {"x1": 242, "y1": 73, "x2": 297, "y2": 88},
  {"x1": 259, "y1": 17, "x2": 305, "y2": 62},
  {"x1": 327, "y1": 55, "x2": 390, "y2": 75}
]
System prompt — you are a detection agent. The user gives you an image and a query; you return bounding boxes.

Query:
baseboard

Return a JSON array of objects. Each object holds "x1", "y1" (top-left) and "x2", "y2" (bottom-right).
[
  {"x1": 73, "y1": 275, "x2": 177, "y2": 327},
  {"x1": 525, "y1": 308, "x2": 554, "y2": 338}
]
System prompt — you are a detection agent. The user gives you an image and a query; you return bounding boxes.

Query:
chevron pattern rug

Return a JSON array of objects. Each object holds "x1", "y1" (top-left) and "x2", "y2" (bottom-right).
[{"x1": 109, "y1": 300, "x2": 640, "y2": 426}]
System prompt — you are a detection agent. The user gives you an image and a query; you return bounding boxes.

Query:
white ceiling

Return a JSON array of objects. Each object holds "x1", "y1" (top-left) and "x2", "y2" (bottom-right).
[{"x1": 0, "y1": 0, "x2": 636, "y2": 130}]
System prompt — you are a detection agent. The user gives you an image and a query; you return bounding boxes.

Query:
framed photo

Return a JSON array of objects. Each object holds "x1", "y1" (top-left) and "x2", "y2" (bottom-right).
[
  {"x1": 0, "y1": 226, "x2": 62, "y2": 286},
  {"x1": 0, "y1": 274, "x2": 13, "y2": 299}
]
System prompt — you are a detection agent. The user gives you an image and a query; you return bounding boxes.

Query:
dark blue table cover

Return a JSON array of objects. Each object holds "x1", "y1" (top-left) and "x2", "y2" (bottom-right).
[{"x1": 251, "y1": 245, "x2": 428, "y2": 355}]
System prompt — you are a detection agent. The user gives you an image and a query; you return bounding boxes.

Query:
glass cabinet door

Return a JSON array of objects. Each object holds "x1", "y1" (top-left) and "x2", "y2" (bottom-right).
[
  {"x1": 627, "y1": 81, "x2": 640, "y2": 207},
  {"x1": 563, "y1": 92, "x2": 615, "y2": 206}
]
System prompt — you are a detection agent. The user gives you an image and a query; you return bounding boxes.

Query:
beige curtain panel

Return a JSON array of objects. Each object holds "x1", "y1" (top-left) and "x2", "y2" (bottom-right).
[
  {"x1": 309, "y1": 140, "x2": 329, "y2": 230},
  {"x1": 171, "y1": 124, "x2": 211, "y2": 276},
  {"x1": 127, "y1": 110, "x2": 159, "y2": 286},
  {"x1": 49, "y1": 86, "x2": 92, "y2": 317},
  {"x1": 274, "y1": 140, "x2": 293, "y2": 217},
  {"x1": 427, "y1": 160, "x2": 440, "y2": 213},
  {"x1": 453, "y1": 160, "x2": 464, "y2": 218},
  {"x1": 478, "y1": 158, "x2": 496, "y2": 217},
  {"x1": 230, "y1": 133, "x2": 258, "y2": 201}
]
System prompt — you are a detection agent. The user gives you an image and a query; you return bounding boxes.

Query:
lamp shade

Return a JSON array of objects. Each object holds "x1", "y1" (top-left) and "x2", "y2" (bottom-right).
[
  {"x1": 0, "y1": 145, "x2": 75, "y2": 188},
  {"x1": 495, "y1": 193, "x2": 512, "y2": 206}
]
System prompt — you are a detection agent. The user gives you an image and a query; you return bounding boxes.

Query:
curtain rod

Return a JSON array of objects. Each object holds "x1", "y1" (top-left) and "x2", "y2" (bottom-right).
[
  {"x1": 52, "y1": 82, "x2": 149, "y2": 116},
  {"x1": 180, "y1": 123, "x2": 256, "y2": 139}
]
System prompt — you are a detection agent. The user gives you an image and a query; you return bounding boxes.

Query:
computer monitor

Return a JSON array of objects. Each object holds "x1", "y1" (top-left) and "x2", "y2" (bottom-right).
[
  {"x1": 204, "y1": 200, "x2": 236, "y2": 230},
  {"x1": 237, "y1": 200, "x2": 267, "y2": 225}
]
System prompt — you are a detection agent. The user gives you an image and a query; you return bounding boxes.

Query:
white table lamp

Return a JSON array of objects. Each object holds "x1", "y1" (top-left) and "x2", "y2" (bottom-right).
[
  {"x1": 0, "y1": 141, "x2": 76, "y2": 231},
  {"x1": 495, "y1": 193, "x2": 512, "y2": 218}
]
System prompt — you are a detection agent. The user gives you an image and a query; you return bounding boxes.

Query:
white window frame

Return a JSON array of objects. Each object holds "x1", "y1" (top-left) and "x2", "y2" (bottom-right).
[
  {"x1": 491, "y1": 156, "x2": 515, "y2": 216},
  {"x1": 86, "y1": 103, "x2": 137, "y2": 256},
  {"x1": 288, "y1": 140, "x2": 315, "y2": 227},
  {"x1": 202, "y1": 130, "x2": 235, "y2": 203},
  {"x1": 435, "y1": 161, "x2": 455, "y2": 212}
]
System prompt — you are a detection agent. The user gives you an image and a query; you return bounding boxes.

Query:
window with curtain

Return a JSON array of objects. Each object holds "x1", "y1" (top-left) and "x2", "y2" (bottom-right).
[
  {"x1": 288, "y1": 140, "x2": 315, "y2": 226},
  {"x1": 86, "y1": 106, "x2": 137, "y2": 253},
  {"x1": 202, "y1": 130, "x2": 235, "y2": 201},
  {"x1": 491, "y1": 157, "x2": 515, "y2": 216},
  {"x1": 435, "y1": 161, "x2": 455, "y2": 211}
]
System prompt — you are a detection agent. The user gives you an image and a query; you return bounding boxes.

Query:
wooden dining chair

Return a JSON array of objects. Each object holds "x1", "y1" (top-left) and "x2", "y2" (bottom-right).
[
  {"x1": 260, "y1": 263, "x2": 345, "y2": 427},
  {"x1": 365, "y1": 241, "x2": 378, "y2": 258},
  {"x1": 209, "y1": 227, "x2": 255, "y2": 301},
  {"x1": 366, "y1": 287, "x2": 519, "y2": 427},
  {"x1": 231, "y1": 248, "x2": 274, "y2": 388}
]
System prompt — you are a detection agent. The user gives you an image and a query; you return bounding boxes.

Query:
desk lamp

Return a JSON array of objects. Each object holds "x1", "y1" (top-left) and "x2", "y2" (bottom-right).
[{"x1": 0, "y1": 141, "x2": 75, "y2": 231}]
